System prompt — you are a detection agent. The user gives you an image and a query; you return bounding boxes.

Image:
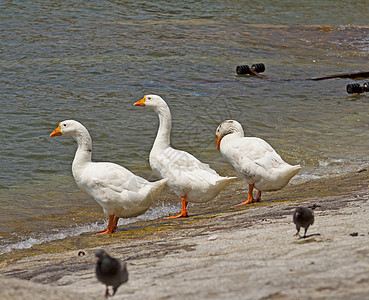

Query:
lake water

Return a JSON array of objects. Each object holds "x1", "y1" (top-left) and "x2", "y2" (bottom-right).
[{"x1": 1, "y1": 0, "x2": 368, "y2": 255}]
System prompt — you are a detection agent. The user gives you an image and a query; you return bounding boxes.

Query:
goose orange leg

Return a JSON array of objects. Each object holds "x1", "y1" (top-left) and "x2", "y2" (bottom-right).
[
  {"x1": 112, "y1": 216, "x2": 119, "y2": 232},
  {"x1": 236, "y1": 184, "x2": 255, "y2": 206},
  {"x1": 254, "y1": 190, "x2": 262, "y2": 202},
  {"x1": 166, "y1": 196, "x2": 189, "y2": 219},
  {"x1": 95, "y1": 215, "x2": 116, "y2": 235}
]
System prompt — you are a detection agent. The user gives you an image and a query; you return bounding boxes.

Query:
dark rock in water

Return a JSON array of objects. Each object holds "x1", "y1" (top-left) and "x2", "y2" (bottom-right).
[
  {"x1": 78, "y1": 251, "x2": 85, "y2": 256},
  {"x1": 95, "y1": 249, "x2": 128, "y2": 298},
  {"x1": 293, "y1": 207, "x2": 315, "y2": 238},
  {"x1": 350, "y1": 232, "x2": 359, "y2": 237}
]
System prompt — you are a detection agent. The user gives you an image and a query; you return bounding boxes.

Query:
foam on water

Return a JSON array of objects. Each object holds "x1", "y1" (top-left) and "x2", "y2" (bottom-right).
[
  {"x1": 0, "y1": 224, "x2": 99, "y2": 255},
  {"x1": 0, "y1": 203, "x2": 179, "y2": 255}
]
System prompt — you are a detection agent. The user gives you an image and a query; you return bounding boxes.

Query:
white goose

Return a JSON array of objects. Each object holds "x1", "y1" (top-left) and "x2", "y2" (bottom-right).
[
  {"x1": 134, "y1": 95, "x2": 236, "y2": 218},
  {"x1": 50, "y1": 120, "x2": 168, "y2": 234},
  {"x1": 216, "y1": 120, "x2": 301, "y2": 206}
]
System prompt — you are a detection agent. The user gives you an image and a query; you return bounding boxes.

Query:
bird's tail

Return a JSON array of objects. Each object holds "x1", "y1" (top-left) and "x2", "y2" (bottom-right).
[
  {"x1": 286, "y1": 164, "x2": 301, "y2": 178},
  {"x1": 215, "y1": 176, "x2": 238, "y2": 190},
  {"x1": 147, "y1": 178, "x2": 169, "y2": 200},
  {"x1": 278, "y1": 164, "x2": 301, "y2": 187},
  {"x1": 133, "y1": 178, "x2": 168, "y2": 209},
  {"x1": 194, "y1": 176, "x2": 237, "y2": 203}
]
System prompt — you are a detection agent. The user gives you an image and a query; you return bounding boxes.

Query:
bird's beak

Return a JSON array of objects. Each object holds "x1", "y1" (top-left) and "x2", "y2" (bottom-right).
[
  {"x1": 134, "y1": 96, "x2": 146, "y2": 106},
  {"x1": 216, "y1": 134, "x2": 222, "y2": 150},
  {"x1": 50, "y1": 123, "x2": 62, "y2": 137}
]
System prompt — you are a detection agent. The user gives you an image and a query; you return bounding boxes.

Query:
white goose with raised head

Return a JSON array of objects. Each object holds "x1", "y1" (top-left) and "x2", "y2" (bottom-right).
[
  {"x1": 134, "y1": 95, "x2": 236, "y2": 218},
  {"x1": 50, "y1": 120, "x2": 168, "y2": 234}
]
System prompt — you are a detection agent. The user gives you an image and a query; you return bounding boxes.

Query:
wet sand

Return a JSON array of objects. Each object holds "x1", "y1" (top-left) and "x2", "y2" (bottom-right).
[{"x1": 1, "y1": 168, "x2": 369, "y2": 300}]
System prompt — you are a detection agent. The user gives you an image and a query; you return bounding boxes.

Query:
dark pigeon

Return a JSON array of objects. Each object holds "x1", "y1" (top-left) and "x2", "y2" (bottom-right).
[
  {"x1": 293, "y1": 207, "x2": 315, "y2": 238},
  {"x1": 95, "y1": 249, "x2": 128, "y2": 298}
]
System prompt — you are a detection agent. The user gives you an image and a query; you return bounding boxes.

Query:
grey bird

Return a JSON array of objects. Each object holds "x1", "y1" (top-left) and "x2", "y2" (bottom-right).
[
  {"x1": 293, "y1": 206, "x2": 315, "y2": 238},
  {"x1": 95, "y1": 249, "x2": 128, "y2": 298}
]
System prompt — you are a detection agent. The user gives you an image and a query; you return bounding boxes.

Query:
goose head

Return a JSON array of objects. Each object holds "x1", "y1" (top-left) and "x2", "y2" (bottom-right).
[
  {"x1": 134, "y1": 95, "x2": 168, "y2": 112},
  {"x1": 215, "y1": 120, "x2": 244, "y2": 150},
  {"x1": 50, "y1": 120, "x2": 86, "y2": 138}
]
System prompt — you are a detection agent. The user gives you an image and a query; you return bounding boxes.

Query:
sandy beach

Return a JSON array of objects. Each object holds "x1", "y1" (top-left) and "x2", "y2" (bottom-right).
[{"x1": 1, "y1": 168, "x2": 369, "y2": 300}]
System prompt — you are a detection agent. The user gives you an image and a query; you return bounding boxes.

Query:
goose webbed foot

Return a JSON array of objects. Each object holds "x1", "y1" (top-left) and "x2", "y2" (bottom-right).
[
  {"x1": 165, "y1": 196, "x2": 189, "y2": 219},
  {"x1": 95, "y1": 215, "x2": 119, "y2": 235}
]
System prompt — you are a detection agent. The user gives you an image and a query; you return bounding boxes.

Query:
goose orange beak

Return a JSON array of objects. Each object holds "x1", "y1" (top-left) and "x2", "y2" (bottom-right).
[
  {"x1": 216, "y1": 134, "x2": 222, "y2": 150},
  {"x1": 50, "y1": 123, "x2": 62, "y2": 137},
  {"x1": 134, "y1": 96, "x2": 146, "y2": 106}
]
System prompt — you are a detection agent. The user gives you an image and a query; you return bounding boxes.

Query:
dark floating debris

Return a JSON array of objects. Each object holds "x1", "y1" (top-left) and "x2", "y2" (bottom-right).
[
  {"x1": 235, "y1": 64, "x2": 369, "y2": 83},
  {"x1": 236, "y1": 63, "x2": 265, "y2": 77},
  {"x1": 350, "y1": 232, "x2": 359, "y2": 237},
  {"x1": 357, "y1": 168, "x2": 367, "y2": 173},
  {"x1": 251, "y1": 63, "x2": 265, "y2": 73},
  {"x1": 346, "y1": 82, "x2": 369, "y2": 94},
  {"x1": 310, "y1": 71, "x2": 369, "y2": 81}
]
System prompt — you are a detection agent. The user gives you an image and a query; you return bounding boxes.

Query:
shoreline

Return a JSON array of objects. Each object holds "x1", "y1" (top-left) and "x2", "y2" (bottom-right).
[{"x1": 1, "y1": 168, "x2": 369, "y2": 299}]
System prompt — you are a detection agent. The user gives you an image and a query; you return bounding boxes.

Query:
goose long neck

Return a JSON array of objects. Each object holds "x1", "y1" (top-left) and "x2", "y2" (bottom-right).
[
  {"x1": 72, "y1": 129, "x2": 92, "y2": 167},
  {"x1": 231, "y1": 127, "x2": 244, "y2": 139},
  {"x1": 153, "y1": 104, "x2": 172, "y2": 149},
  {"x1": 226, "y1": 124, "x2": 244, "y2": 139}
]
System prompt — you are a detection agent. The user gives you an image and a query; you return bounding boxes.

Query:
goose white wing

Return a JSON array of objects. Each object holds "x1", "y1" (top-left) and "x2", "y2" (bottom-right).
[
  {"x1": 78, "y1": 162, "x2": 148, "y2": 194},
  {"x1": 149, "y1": 146, "x2": 234, "y2": 202},
  {"x1": 150, "y1": 146, "x2": 219, "y2": 177},
  {"x1": 75, "y1": 162, "x2": 162, "y2": 217},
  {"x1": 227, "y1": 137, "x2": 285, "y2": 171}
]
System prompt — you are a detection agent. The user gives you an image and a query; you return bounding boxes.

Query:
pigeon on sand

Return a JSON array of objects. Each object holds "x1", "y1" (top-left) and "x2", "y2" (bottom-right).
[
  {"x1": 293, "y1": 206, "x2": 315, "y2": 238},
  {"x1": 95, "y1": 249, "x2": 128, "y2": 298}
]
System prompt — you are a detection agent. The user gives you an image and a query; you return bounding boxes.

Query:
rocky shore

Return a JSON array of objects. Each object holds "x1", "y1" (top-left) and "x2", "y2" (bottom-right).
[{"x1": 1, "y1": 169, "x2": 369, "y2": 299}]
